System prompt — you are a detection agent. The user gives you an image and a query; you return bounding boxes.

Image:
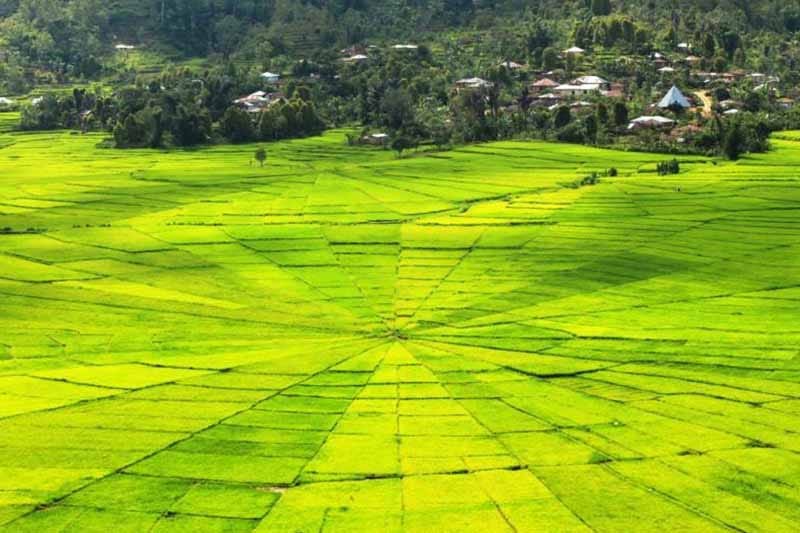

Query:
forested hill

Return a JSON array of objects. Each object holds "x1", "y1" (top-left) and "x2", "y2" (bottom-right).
[
  {"x1": 3, "y1": 0, "x2": 800, "y2": 157},
  {"x1": 3, "y1": 0, "x2": 800, "y2": 68}
]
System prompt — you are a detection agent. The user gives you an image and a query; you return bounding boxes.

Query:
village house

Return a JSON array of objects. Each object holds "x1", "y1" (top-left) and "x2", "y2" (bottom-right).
[
  {"x1": 500, "y1": 60, "x2": 524, "y2": 70},
  {"x1": 530, "y1": 78, "x2": 559, "y2": 93},
  {"x1": 754, "y1": 76, "x2": 780, "y2": 92},
  {"x1": 603, "y1": 82, "x2": 625, "y2": 99},
  {"x1": 340, "y1": 45, "x2": 366, "y2": 56},
  {"x1": 362, "y1": 132, "x2": 389, "y2": 145},
  {"x1": 628, "y1": 116, "x2": 676, "y2": 130},
  {"x1": 454, "y1": 77, "x2": 494, "y2": 91},
  {"x1": 650, "y1": 52, "x2": 668, "y2": 67},
  {"x1": 554, "y1": 83, "x2": 600, "y2": 97},
  {"x1": 341, "y1": 54, "x2": 369, "y2": 63},
  {"x1": 534, "y1": 93, "x2": 562, "y2": 106},
  {"x1": 563, "y1": 46, "x2": 585, "y2": 56},
  {"x1": 260, "y1": 71, "x2": 280, "y2": 84},
  {"x1": 718, "y1": 99, "x2": 740, "y2": 111},
  {"x1": 572, "y1": 75, "x2": 610, "y2": 91},
  {"x1": 570, "y1": 101, "x2": 594, "y2": 112},
  {"x1": 233, "y1": 91, "x2": 282, "y2": 113},
  {"x1": 722, "y1": 69, "x2": 747, "y2": 83},
  {"x1": 694, "y1": 71, "x2": 719, "y2": 83}
]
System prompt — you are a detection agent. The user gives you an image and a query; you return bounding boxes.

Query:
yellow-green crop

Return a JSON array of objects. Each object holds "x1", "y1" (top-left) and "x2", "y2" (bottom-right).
[{"x1": 0, "y1": 126, "x2": 799, "y2": 531}]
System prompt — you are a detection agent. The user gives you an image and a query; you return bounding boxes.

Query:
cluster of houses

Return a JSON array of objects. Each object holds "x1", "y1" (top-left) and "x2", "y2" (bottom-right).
[
  {"x1": 453, "y1": 70, "x2": 625, "y2": 110},
  {"x1": 231, "y1": 42, "x2": 420, "y2": 113},
  {"x1": 231, "y1": 35, "x2": 793, "y2": 124},
  {"x1": 231, "y1": 71, "x2": 284, "y2": 113},
  {"x1": 221, "y1": 37, "x2": 796, "y2": 137},
  {"x1": 233, "y1": 90, "x2": 284, "y2": 113},
  {"x1": 448, "y1": 36, "x2": 796, "y2": 137},
  {"x1": 628, "y1": 86, "x2": 693, "y2": 131},
  {"x1": 453, "y1": 60, "x2": 709, "y2": 133},
  {"x1": 530, "y1": 75, "x2": 624, "y2": 101}
]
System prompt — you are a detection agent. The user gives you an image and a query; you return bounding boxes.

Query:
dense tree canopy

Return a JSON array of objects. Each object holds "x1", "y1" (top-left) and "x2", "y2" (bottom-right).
[
  {"x1": 3, "y1": 0, "x2": 800, "y2": 64},
  {"x1": 3, "y1": 0, "x2": 800, "y2": 157}
]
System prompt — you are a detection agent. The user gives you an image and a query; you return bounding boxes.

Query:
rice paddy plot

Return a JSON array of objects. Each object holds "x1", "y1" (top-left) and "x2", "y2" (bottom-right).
[{"x1": 0, "y1": 128, "x2": 799, "y2": 531}]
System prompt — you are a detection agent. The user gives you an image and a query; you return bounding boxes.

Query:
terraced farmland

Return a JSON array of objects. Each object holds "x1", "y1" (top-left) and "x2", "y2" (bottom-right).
[{"x1": 0, "y1": 128, "x2": 799, "y2": 532}]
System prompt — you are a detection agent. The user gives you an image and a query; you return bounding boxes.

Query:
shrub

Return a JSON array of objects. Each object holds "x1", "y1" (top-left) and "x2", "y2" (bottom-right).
[
  {"x1": 566, "y1": 172, "x2": 600, "y2": 189},
  {"x1": 391, "y1": 135, "x2": 417, "y2": 157},
  {"x1": 657, "y1": 159, "x2": 680, "y2": 175},
  {"x1": 220, "y1": 106, "x2": 255, "y2": 144},
  {"x1": 554, "y1": 106, "x2": 572, "y2": 129},
  {"x1": 582, "y1": 172, "x2": 600, "y2": 186},
  {"x1": 556, "y1": 122, "x2": 585, "y2": 143},
  {"x1": 724, "y1": 123, "x2": 745, "y2": 160},
  {"x1": 254, "y1": 147, "x2": 267, "y2": 167}
]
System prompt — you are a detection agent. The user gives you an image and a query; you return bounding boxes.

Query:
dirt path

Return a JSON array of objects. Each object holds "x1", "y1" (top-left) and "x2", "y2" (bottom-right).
[{"x1": 694, "y1": 90, "x2": 713, "y2": 117}]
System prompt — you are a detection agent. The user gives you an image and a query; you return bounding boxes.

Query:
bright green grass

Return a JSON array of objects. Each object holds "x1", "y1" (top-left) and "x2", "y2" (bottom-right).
[{"x1": 0, "y1": 128, "x2": 799, "y2": 532}]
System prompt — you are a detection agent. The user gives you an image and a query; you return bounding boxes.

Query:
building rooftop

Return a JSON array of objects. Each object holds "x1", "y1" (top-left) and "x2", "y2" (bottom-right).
[{"x1": 658, "y1": 86, "x2": 691, "y2": 109}]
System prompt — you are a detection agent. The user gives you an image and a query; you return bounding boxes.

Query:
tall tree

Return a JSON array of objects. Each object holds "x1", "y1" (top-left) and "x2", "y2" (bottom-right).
[{"x1": 591, "y1": 0, "x2": 612, "y2": 17}]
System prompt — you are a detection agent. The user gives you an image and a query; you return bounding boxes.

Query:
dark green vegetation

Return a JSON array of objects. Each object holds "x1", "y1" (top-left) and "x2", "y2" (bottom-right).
[
  {"x1": 4, "y1": 0, "x2": 800, "y2": 155},
  {"x1": 3, "y1": 0, "x2": 800, "y2": 62},
  {"x1": 0, "y1": 126, "x2": 799, "y2": 531}
]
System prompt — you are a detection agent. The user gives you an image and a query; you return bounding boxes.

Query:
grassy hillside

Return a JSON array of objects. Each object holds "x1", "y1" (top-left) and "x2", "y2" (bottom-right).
[{"x1": 0, "y1": 129, "x2": 798, "y2": 530}]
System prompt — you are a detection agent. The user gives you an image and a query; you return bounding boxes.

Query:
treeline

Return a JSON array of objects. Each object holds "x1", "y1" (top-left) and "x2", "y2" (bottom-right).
[
  {"x1": 6, "y1": 0, "x2": 800, "y2": 159},
  {"x1": 4, "y1": 0, "x2": 800, "y2": 67},
  {"x1": 0, "y1": 0, "x2": 110, "y2": 79},
  {"x1": 378, "y1": 89, "x2": 777, "y2": 161},
  {"x1": 573, "y1": 15, "x2": 652, "y2": 52},
  {"x1": 335, "y1": 43, "x2": 787, "y2": 161},
  {"x1": 20, "y1": 72, "x2": 325, "y2": 148},
  {"x1": 312, "y1": 43, "x2": 780, "y2": 160}
]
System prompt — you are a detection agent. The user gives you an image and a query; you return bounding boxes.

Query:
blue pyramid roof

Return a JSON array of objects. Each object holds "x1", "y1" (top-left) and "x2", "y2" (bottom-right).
[{"x1": 658, "y1": 86, "x2": 691, "y2": 109}]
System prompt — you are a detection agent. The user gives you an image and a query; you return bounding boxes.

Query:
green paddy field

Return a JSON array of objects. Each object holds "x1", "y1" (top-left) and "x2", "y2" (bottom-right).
[{"x1": 0, "y1": 123, "x2": 799, "y2": 532}]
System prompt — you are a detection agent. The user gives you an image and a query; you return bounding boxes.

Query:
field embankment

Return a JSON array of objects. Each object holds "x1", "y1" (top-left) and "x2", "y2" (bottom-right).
[{"x1": 0, "y1": 130, "x2": 799, "y2": 531}]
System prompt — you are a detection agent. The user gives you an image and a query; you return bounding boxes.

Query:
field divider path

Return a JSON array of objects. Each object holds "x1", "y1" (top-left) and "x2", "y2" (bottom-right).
[{"x1": 3, "y1": 339, "x2": 388, "y2": 529}]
